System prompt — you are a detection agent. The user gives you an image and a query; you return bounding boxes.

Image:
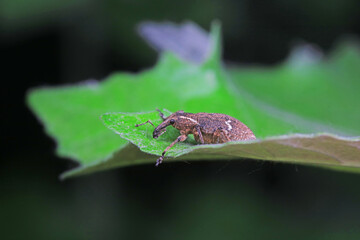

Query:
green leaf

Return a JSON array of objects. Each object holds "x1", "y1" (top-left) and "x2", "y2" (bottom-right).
[
  {"x1": 101, "y1": 110, "x2": 198, "y2": 158},
  {"x1": 228, "y1": 40, "x2": 360, "y2": 136},
  {"x1": 101, "y1": 111, "x2": 360, "y2": 172},
  {"x1": 27, "y1": 22, "x2": 360, "y2": 179},
  {"x1": 28, "y1": 22, "x2": 257, "y2": 178}
]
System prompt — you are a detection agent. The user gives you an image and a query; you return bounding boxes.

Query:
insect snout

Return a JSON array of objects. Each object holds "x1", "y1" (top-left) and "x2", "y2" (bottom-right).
[
  {"x1": 153, "y1": 128, "x2": 166, "y2": 139},
  {"x1": 153, "y1": 131, "x2": 159, "y2": 139}
]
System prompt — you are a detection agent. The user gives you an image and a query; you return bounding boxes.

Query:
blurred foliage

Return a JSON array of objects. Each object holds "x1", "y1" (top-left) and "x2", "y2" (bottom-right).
[
  {"x1": 2, "y1": 0, "x2": 359, "y2": 65},
  {"x1": 229, "y1": 41, "x2": 360, "y2": 135},
  {"x1": 2, "y1": 162, "x2": 360, "y2": 240},
  {"x1": 0, "y1": 0, "x2": 89, "y2": 28}
]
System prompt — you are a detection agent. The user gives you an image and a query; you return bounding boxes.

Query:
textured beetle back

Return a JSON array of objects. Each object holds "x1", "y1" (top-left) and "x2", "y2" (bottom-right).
[{"x1": 186, "y1": 113, "x2": 256, "y2": 143}]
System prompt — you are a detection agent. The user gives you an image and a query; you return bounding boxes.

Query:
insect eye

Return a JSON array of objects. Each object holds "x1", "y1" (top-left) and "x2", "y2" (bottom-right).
[{"x1": 170, "y1": 119, "x2": 175, "y2": 124}]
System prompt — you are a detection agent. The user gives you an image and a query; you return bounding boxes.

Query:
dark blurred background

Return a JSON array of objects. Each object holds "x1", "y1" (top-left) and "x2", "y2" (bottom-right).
[{"x1": 1, "y1": 0, "x2": 360, "y2": 239}]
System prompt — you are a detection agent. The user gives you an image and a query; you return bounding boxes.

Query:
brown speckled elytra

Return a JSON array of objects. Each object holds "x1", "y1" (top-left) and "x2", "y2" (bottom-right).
[{"x1": 135, "y1": 109, "x2": 256, "y2": 166}]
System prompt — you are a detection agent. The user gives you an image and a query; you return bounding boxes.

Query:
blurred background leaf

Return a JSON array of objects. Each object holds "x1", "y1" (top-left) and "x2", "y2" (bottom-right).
[{"x1": 229, "y1": 41, "x2": 360, "y2": 135}]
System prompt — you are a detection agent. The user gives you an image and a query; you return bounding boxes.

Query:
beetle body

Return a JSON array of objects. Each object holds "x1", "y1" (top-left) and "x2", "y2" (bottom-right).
[
  {"x1": 136, "y1": 110, "x2": 256, "y2": 166},
  {"x1": 154, "y1": 111, "x2": 256, "y2": 143}
]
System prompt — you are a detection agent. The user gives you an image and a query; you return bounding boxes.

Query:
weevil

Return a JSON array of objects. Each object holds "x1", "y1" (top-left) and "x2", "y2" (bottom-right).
[{"x1": 135, "y1": 109, "x2": 256, "y2": 166}]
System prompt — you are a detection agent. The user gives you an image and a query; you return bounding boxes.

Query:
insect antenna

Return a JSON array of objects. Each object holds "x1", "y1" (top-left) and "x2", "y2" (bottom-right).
[{"x1": 156, "y1": 108, "x2": 166, "y2": 121}]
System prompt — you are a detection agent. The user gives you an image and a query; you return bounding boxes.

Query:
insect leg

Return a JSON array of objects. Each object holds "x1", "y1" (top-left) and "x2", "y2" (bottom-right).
[
  {"x1": 156, "y1": 109, "x2": 166, "y2": 121},
  {"x1": 135, "y1": 120, "x2": 155, "y2": 127},
  {"x1": 156, "y1": 134, "x2": 188, "y2": 166},
  {"x1": 195, "y1": 125, "x2": 205, "y2": 144},
  {"x1": 213, "y1": 127, "x2": 231, "y2": 143},
  {"x1": 213, "y1": 129, "x2": 221, "y2": 143}
]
